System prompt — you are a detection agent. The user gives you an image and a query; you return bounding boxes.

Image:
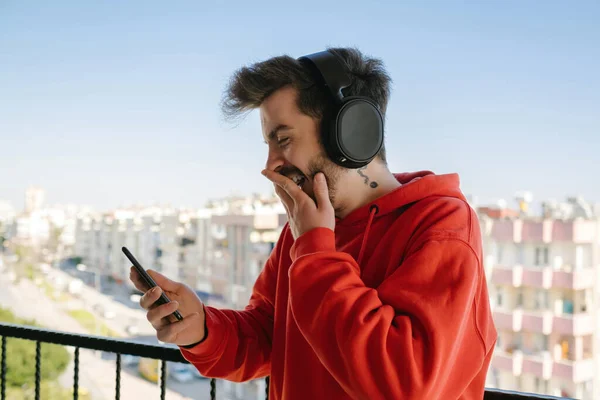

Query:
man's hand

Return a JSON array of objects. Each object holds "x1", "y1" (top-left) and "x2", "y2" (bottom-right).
[
  {"x1": 130, "y1": 268, "x2": 206, "y2": 347},
  {"x1": 262, "y1": 170, "x2": 335, "y2": 240}
]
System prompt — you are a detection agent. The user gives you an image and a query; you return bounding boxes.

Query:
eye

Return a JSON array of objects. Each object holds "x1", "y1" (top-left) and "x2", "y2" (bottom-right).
[{"x1": 277, "y1": 137, "x2": 290, "y2": 148}]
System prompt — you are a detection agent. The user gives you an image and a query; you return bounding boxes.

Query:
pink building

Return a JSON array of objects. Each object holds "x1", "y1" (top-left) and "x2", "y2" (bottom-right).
[{"x1": 479, "y1": 199, "x2": 600, "y2": 400}]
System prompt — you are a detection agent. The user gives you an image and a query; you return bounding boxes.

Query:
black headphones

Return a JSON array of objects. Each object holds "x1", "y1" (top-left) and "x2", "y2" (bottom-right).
[{"x1": 297, "y1": 50, "x2": 384, "y2": 169}]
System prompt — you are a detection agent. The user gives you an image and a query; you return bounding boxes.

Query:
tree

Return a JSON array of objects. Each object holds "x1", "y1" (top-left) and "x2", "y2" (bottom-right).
[
  {"x1": 3, "y1": 337, "x2": 70, "y2": 387},
  {"x1": 0, "y1": 307, "x2": 70, "y2": 388}
]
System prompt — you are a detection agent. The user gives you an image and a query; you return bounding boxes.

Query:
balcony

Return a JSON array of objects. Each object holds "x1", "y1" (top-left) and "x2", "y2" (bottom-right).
[
  {"x1": 521, "y1": 311, "x2": 553, "y2": 335},
  {"x1": 492, "y1": 309, "x2": 522, "y2": 332},
  {"x1": 553, "y1": 220, "x2": 597, "y2": 243},
  {"x1": 492, "y1": 348, "x2": 594, "y2": 384},
  {"x1": 521, "y1": 267, "x2": 553, "y2": 289},
  {"x1": 522, "y1": 351, "x2": 553, "y2": 380},
  {"x1": 491, "y1": 265, "x2": 594, "y2": 290},
  {"x1": 493, "y1": 308, "x2": 593, "y2": 336},
  {"x1": 0, "y1": 322, "x2": 572, "y2": 400},
  {"x1": 553, "y1": 314, "x2": 594, "y2": 336},
  {"x1": 552, "y1": 268, "x2": 595, "y2": 290},
  {"x1": 552, "y1": 358, "x2": 595, "y2": 383},
  {"x1": 492, "y1": 349, "x2": 523, "y2": 376},
  {"x1": 492, "y1": 265, "x2": 522, "y2": 286},
  {"x1": 489, "y1": 219, "x2": 598, "y2": 244}
]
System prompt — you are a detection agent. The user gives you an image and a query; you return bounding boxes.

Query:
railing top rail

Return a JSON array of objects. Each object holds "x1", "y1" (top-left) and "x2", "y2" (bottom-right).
[
  {"x1": 484, "y1": 388, "x2": 573, "y2": 400},
  {"x1": 0, "y1": 322, "x2": 187, "y2": 363}
]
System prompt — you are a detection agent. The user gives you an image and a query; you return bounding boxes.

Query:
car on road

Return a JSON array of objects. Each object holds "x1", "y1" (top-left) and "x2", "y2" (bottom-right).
[
  {"x1": 126, "y1": 324, "x2": 139, "y2": 335},
  {"x1": 169, "y1": 363, "x2": 195, "y2": 383},
  {"x1": 122, "y1": 354, "x2": 139, "y2": 367},
  {"x1": 92, "y1": 303, "x2": 116, "y2": 319}
]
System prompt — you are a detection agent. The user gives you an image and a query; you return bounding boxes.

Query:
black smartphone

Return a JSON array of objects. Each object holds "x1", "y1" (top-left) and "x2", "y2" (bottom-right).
[{"x1": 122, "y1": 246, "x2": 183, "y2": 322}]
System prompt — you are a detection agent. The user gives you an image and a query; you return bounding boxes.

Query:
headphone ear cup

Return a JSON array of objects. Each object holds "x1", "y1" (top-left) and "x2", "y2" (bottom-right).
[{"x1": 332, "y1": 98, "x2": 383, "y2": 168}]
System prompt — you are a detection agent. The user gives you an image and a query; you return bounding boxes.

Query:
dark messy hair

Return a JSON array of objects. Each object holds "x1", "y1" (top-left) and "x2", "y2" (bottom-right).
[{"x1": 221, "y1": 47, "x2": 392, "y2": 163}]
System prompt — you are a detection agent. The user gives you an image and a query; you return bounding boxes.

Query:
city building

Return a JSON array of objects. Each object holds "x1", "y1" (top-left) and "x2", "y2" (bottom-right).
[
  {"x1": 71, "y1": 195, "x2": 286, "y2": 400},
  {"x1": 0, "y1": 201, "x2": 16, "y2": 252},
  {"x1": 72, "y1": 195, "x2": 286, "y2": 303},
  {"x1": 481, "y1": 195, "x2": 600, "y2": 400},
  {"x1": 24, "y1": 186, "x2": 45, "y2": 214}
]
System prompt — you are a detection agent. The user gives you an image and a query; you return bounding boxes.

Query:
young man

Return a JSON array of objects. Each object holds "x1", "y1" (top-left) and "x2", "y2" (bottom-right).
[{"x1": 130, "y1": 47, "x2": 497, "y2": 399}]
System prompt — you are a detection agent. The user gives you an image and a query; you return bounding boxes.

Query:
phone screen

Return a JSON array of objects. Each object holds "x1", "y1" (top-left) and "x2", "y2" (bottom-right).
[{"x1": 122, "y1": 246, "x2": 183, "y2": 321}]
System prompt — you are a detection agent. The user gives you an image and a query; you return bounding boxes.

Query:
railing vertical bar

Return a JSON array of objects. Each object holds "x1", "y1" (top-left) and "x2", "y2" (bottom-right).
[
  {"x1": 265, "y1": 376, "x2": 269, "y2": 399},
  {"x1": 35, "y1": 341, "x2": 41, "y2": 400},
  {"x1": 115, "y1": 353, "x2": 121, "y2": 400},
  {"x1": 160, "y1": 360, "x2": 167, "y2": 400},
  {"x1": 210, "y1": 378, "x2": 216, "y2": 400},
  {"x1": 73, "y1": 347, "x2": 80, "y2": 400},
  {"x1": 1, "y1": 336, "x2": 6, "y2": 400}
]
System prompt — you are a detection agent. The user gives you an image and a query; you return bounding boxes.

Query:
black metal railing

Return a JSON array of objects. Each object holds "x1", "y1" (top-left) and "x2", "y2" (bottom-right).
[
  {"x1": 0, "y1": 322, "x2": 219, "y2": 400},
  {"x1": 0, "y1": 322, "x2": 572, "y2": 400}
]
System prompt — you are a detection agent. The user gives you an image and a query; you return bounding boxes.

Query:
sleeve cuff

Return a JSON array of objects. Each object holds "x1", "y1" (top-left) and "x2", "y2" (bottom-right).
[
  {"x1": 180, "y1": 307, "x2": 209, "y2": 349},
  {"x1": 289, "y1": 227, "x2": 336, "y2": 261},
  {"x1": 179, "y1": 306, "x2": 227, "y2": 361}
]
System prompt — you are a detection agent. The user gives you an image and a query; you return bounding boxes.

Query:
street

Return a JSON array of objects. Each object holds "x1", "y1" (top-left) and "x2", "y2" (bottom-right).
[{"x1": 0, "y1": 259, "x2": 218, "y2": 400}]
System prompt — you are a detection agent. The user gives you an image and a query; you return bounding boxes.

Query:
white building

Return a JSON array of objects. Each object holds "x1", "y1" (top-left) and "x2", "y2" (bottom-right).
[
  {"x1": 71, "y1": 195, "x2": 287, "y2": 400},
  {"x1": 0, "y1": 201, "x2": 16, "y2": 250},
  {"x1": 72, "y1": 196, "x2": 287, "y2": 300},
  {"x1": 24, "y1": 186, "x2": 45, "y2": 214},
  {"x1": 0, "y1": 201, "x2": 15, "y2": 224}
]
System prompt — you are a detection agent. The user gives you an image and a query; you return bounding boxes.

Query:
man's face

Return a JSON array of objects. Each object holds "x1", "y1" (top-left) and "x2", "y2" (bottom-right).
[{"x1": 260, "y1": 85, "x2": 347, "y2": 208}]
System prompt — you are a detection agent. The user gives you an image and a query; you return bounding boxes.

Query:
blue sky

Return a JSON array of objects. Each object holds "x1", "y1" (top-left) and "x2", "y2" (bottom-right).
[{"x1": 1, "y1": 0, "x2": 598, "y2": 211}]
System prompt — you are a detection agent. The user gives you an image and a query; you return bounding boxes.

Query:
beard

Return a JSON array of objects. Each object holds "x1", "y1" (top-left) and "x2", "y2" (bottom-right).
[{"x1": 278, "y1": 151, "x2": 346, "y2": 208}]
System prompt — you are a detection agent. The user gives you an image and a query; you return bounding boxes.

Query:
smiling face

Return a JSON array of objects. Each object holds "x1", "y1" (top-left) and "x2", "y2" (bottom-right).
[{"x1": 260, "y1": 85, "x2": 347, "y2": 208}]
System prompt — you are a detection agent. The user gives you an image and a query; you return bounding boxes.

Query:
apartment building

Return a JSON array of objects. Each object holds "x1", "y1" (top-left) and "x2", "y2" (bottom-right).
[
  {"x1": 73, "y1": 197, "x2": 286, "y2": 400},
  {"x1": 73, "y1": 196, "x2": 286, "y2": 304},
  {"x1": 481, "y1": 197, "x2": 600, "y2": 400}
]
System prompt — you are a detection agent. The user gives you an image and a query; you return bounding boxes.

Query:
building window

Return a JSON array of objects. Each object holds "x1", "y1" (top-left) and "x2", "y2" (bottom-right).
[
  {"x1": 515, "y1": 374, "x2": 523, "y2": 391},
  {"x1": 496, "y1": 286, "x2": 503, "y2": 307},
  {"x1": 534, "y1": 290, "x2": 549, "y2": 310},
  {"x1": 497, "y1": 244, "x2": 504, "y2": 264},
  {"x1": 533, "y1": 334, "x2": 549, "y2": 352},
  {"x1": 535, "y1": 246, "x2": 549, "y2": 266},
  {"x1": 516, "y1": 244, "x2": 524, "y2": 264},
  {"x1": 563, "y1": 299, "x2": 574, "y2": 315},
  {"x1": 560, "y1": 338, "x2": 570, "y2": 359},
  {"x1": 516, "y1": 289, "x2": 524, "y2": 307}
]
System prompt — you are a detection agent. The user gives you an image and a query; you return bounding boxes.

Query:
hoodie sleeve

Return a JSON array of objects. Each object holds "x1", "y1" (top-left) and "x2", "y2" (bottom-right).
[
  {"x1": 178, "y1": 235, "x2": 280, "y2": 382},
  {"x1": 288, "y1": 227, "x2": 490, "y2": 400}
]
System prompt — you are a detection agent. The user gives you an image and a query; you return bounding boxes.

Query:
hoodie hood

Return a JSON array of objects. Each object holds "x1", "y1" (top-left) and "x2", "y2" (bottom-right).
[{"x1": 337, "y1": 170, "x2": 466, "y2": 227}]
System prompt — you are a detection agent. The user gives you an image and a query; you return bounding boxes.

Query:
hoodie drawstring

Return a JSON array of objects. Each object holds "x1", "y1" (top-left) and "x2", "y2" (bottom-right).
[{"x1": 357, "y1": 205, "x2": 379, "y2": 265}]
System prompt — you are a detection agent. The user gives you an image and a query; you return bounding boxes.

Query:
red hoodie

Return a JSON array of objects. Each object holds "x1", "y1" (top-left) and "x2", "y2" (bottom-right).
[{"x1": 180, "y1": 171, "x2": 497, "y2": 399}]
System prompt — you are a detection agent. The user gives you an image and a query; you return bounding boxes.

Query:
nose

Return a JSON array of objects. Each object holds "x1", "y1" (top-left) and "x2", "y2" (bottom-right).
[{"x1": 265, "y1": 145, "x2": 285, "y2": 173}]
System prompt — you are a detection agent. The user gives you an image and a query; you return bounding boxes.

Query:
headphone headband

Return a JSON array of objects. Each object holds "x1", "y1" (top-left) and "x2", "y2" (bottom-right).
[
  {"x1": 296, "y1": 49, "x2": 384, "y2": 169},
  {"x1": 297, "y1": 51, "x2": 351, "y2": 102}
]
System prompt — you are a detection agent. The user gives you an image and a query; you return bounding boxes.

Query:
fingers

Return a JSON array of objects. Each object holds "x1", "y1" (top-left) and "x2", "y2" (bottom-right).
[
  {"x1": 156, "y1": 312, "x2": 202, "y2": 344},
  {"x1": 129, "y1": 267, "x2": 148, "y2": 292},
  {"x1": 129, "y1": 267, "x2": 181, "y2": 295},
  {"x1": 262, "y1": 169, "x2": 303, "y2": 202},
  {"x1": 274, "y1": 183, "x2": 294, "y2": 212},
  {"x1": 140, "y1": 286, "x2": 163, "y2": 310},
  {"x1": 313, "y1": 172, "x2": 332, "y2": 209},
  {"x1": 147, "y1": 300, "x2": 180, "y2": 330}
]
